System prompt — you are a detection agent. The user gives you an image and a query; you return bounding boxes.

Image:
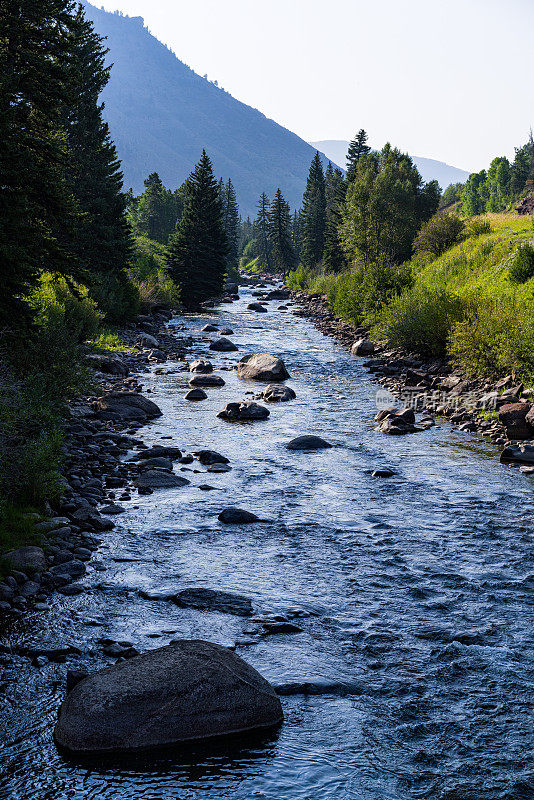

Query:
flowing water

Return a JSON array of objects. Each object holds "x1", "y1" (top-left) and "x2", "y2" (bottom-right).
[{"x1": 1, "y1": 288, "x2": 533, "y2": 800}]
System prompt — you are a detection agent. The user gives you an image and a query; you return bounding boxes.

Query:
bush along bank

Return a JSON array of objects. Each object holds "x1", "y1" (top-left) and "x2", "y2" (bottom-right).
[
  {"x1": 288, "y1": 287, "x2": 534, "y2": 470},
  {"x1": 0, "y1": 305, "x2": 195, "y2": 621}
]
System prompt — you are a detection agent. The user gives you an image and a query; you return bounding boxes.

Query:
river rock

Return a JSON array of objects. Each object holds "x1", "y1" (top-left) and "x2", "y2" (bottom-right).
[
  {"x1": 100, "y1": 504, "x2": 126, "y2": 515},
  {"x1": 137, "y1": 333, "x2": 159, "y2": 348},
  {"x1": 54, "y1": 640, "x2": 283, "y2": 753},
  {"x1": 498, "y1": 402, "x2": 533, "y2": 440},
  {"x1": 372, "y1": 468, "x2": 395, "y2": 478},
  {"x1": 86, "y1": 354, "x2": 129, "y2": 377},
  {"x1": 94, "y1": 392, "x2": 162, "y2": 422},
  {"x1": 133, "y1": 472, "x2": 191, "y2": 489},
  {"x1": 3, "y1": 546, "x2": 46, "y2": 574},
  {"x1": 201, "y1": 324, "x2": 218, "y2": 332},
  {"x1": 247, "y1": 302, "x2": 268, "y2": 312},
  {"x1": 134, "y1": 446, "x2": 183, "y2": 460},
  {"x1": 217, "y1": 402, "x2": 270, "y2": 421},
  {"x1": 265, "y1": 289, "x2": 290, "y2": 300},
  {"x1": 194, "y1": 450, "x2": 229, "y2": 465},
  {"x1": 209, "y1": 338, "x2": 238, "y2": 352},
  {"x1": 218, "y1": 508, "x2": 261, "y2": 524},
  {"x1": 351, "y1": 338, "x2": 376, "y2": 357},
  {"x1": 377, "y1": 408, "x2": 418, "y2": 435},
  {"x1": 138, "y1": 457, "x2": 174, "y2": 471},
  {"x1": 219, "y1": 328, "x2": 234, "y2": 336},
  {"x1": 50, "y1": 560, "x2": 86, "y2": 579},
  {"x1": 286, "y1": 435, "x2": 332, "y2": 451},
  {"x1": 188, "y1": 374, "x2": 225, "y2": 388},
  {"x1": 189, "y1": 360, "x2": 213, "y2": 374},
  {"x1": 500, "y1": 443, "x2": 534, "y2": 464},
  {"x1": 174, "y1": 588, "x2": 253, "y2": 616},
  {"x1": 237, "y1": 353, "x2": 290, "y2": 382},
  {"x1": 261, "y1": 384, "x2": 296, "y2": 402},
  {"x1": 185, "y1": 388, "x2": 208, "y2": 401}
]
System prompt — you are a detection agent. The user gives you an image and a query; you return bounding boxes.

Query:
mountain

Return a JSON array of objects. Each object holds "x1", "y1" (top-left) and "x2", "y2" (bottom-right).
[
  {"x1": 82, "y1": 2, "x2": 331, "y2": 216},
  {"x1": 311, "y1": 140, "x2": 471, "y2": 190}
]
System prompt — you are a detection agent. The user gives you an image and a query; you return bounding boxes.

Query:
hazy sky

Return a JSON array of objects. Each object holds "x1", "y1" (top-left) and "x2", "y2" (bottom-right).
[{"x1": 93, "y1": 0, "x2": 532, "y2": 172}]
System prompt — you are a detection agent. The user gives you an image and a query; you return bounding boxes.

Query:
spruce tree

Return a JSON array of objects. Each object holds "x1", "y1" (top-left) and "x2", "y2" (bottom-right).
[
  {"x1": 64, "y1": 5, "x2": 133, "y2": 317},
  {"x1": 300, "y1": 152, "x2": 326, "y2": 268},
  {"x1": 323, "y1": 163, "x2": 347, "y2": 272},
  {"x1": 268, "y1": 189, "x2": 296, "y2": 277},
  {"x1": 346, "y1": 129, "x2": 371, "y2": 182},
  {"x1": 221, "y1": 178, "x2": 240, "y2": 279},
  {"x1": 166, "y1": 150, "x2": 228, "y2": 308},
  {"x1": 135, "y1": 173, "x2": 179, "y2": 243},
  {"x1": 0, "y1": 0, "x2": 80, "y2": 323},
  {"x1": 256, "y1": 192, "x2": 272, "y2": 271},
  {"x1": 291, "y1": 211, "x2": 302, "y2": 263}
]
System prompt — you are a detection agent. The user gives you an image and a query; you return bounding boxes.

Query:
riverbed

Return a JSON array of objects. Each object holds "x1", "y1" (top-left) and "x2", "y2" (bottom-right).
[{"x1": 1, "y1": 287, "x2": 533, "y2": 800}]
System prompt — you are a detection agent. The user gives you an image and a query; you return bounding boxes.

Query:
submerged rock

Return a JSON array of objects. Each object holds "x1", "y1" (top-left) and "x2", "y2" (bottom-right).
[
  {"x1": 218, "y1": 508, "x2": 261, "y2": 524},
  {"x1": 237, "y1": 353, "x2": 290, "y2": 382},
  {"x1": 286, "y1": 435, "x2": 332, "y2": 451},
  {"x1": 500, "y1": 443, "x2": 534, "y2": 464},
  {"x1": 201, "y1": 324, "x2": 218, "y2": 332},
  {"x1": 217, "y1": 402, "x2": 270, "y2": 421},
  {"x1": 54, "y1": 640, "x2": 283, "y2": 753},
  {"x1": 194, "y1": 450, "x2": 229, "y2": 465},
  {"x1": 371, "y1": 468, "x2": 395, "y2": 478},
  {"x1": 209, "y1": 338, "x2": 238, "y2": 352},
  {"x1": 174, "y1": 588, "x2": 253, "y2": 616}
]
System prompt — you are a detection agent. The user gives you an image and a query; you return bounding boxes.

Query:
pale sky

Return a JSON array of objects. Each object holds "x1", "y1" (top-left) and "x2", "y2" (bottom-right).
[{"x1": 93, "y1": 0, "x2": 532, "y2": 173}]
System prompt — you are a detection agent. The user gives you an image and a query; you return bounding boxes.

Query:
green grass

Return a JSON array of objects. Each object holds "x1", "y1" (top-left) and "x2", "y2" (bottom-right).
[{"x1": 90, "y1": 328, "x2": 135, "y2": 354}]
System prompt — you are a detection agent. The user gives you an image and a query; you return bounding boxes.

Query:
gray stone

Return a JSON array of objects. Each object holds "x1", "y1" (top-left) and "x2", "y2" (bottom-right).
[
  {"x1": 286, "y1": 436, "x2": 332, "y2": 451},
  {"x1": 218, "y1": 508, "x2": 261, "y2": 524},
  {"x1": 219, "y1": 328, "x2": 234, "y2": 336},
  {"x1": 188, "y1": 374, "x2": 225, "y2": 388},
  {"x1": 201, "y1": 324, "x2": 218, "y2": 332},
  {"x1": 194, "y1": 450, "x2": 229, "y2": 465},
  {"x1": 95, "y1": 392, "x2": 162, "y2": 422},
  {"x1": 237, "y1": 353, "x2": 290, "y2": 382},
  {"x1": 137, "y1": 333, "x2": 159, "y2": 348},
  {"x1": 247, "y1": 302, "x2": 268, "y2": 312},
  {"x1": 3, "y1": 546, "x2": 46, "y2": 574},
  {"x1": 217, "y1": 402, "x2": 270, "y2": 421},
  {"x1": 100, "y1": 504, "x2": 126, "y2": 515},
  {"x1": 189, "y1": 360, "x2": 213, "y2": 374},
  {"x1": 185, "y1": 388, "x2": 208, "y2": 401},
  {"x1": 54, "y1": 640, "x2": 283, "y2": 753},
  {"x1": 50, "y1": 560, "x2": 86, "y2": 579},
  {"x1": 138, "y1": 457, "x2": 174, "y2": 472},
  {"x1": 351, "y1": 338, "x2": 376, "y2": 357},
  {"x1": 174, "y1": 588, "x2": 253, "y2": 616},
  {"x1": 133, "y1": 471, "x2": 191, "y2": 489},
  {"x1": 209, "y1": 338, "x2": 238, "y2": 352},
  {"x1": 261, "y1": 384, "x2": 296, "y2": 402}
]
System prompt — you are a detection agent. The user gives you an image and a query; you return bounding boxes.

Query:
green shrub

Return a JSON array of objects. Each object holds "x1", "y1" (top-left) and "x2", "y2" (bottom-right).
[
  {"x1": 413, "y1": 213, "x2": 465, "y2": 257},
  {"x1": 130, "y1": 235, "x2": 168, "y2": 279},
  {"x1": 374, "y1": 284, "x2": 464, "y2": 357},
  {"x1": 449, "y1": 295, "x2": 534, "y2": 379},
  {"x1": 509, "y1": 243, "x2": 534, "y2": 284},
  {"x1": 88, "y1": 271, "x2": 140, "y2": 323},
  {"x1": 464, "y1": 218, "x2": 492, "y2": 238}
]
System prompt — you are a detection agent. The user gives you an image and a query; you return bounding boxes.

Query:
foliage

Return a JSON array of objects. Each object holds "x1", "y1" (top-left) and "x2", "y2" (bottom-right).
[
  {"x1": 413, "y1": 213, "x2": 465, "y2": 257},
  {"x1": 91, "y1": 329, "x2": 134, "y2": 354},
  {"x1": 87, "y1": 270, "x2": 139, "y2": 323},
  {"x1": 129, "y1": 173, "x2": 184, "y2": 244},
  {"x1": 509, "y1": 243, "x2": 534, "y2": 284},
  {"x1": 220, "y1": 178, "x2": 240, "y2": 281},
  {"x1": 340, "y1": 144, "x2": 440, "y2": 267},
  {"x1": 300, "y1": 152, "x2": 326, "y2": 268},
  {"x1": 439, "y1": 182, "x2": 464, "y2": 208},
  {"x1": 323, "y1": 162, "x2": 347, "y2": 272},
  {"x1": 449, "y1": 295, "x2": 534, "y2": 380},
  {"x1": 268, "y1": 189, "x2": 296, "y2": 276},
  {"x1": 130, "y1": 235, "x2": 168, "y2": 279},
  {"x1": 374, "y1": 284, "x2": 464, "y2": 357},
  {"x1": 166, "y1": 150, "x2": 228, "y2": 308},
  {"x1": 255, "y1": 193, "x2": 273, "y2": 271},
  {"x1": 346, "y1": 129, "x2": 371, "y2": 183}
]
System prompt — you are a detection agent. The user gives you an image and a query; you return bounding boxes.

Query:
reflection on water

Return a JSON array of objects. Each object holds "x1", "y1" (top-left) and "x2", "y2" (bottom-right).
[{"x1": 1, "y1": 288, "x2": 533, "y2": 800}]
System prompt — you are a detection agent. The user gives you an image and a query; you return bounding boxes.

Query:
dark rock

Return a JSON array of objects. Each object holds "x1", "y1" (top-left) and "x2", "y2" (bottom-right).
[
  {"x1": 133, "y1": 472, "x2": 191, "y2": 490},
  {"x1": 189, "y1": 360, "x2": 213, "y2": 374},
  {"x1": 217, "y1": 402, "x2": 270, "y2": 421},
  {"x1": 100, "y1": 504, "x2": 126, "y2": 515},
  {"x1": 247, "y1": 302, "x2": 268, "y2": 312},
  {"x1": 58, "y1": 584, "x2": 84, "y2": 596},
  {"x1": 54, "y1": 640, "x2": 283, "y2": 753},
  {"x1": 188, "y1": 374, "x2": 225, "y2": 388},
  {"x1": 3, "y1": 546, "x2": 46, "y2": 573},
  {"x1": 261, "y1": 384, "x2": 296, "y2": 402},
  {"x1": 185, "y1": 388, "x2": 208, "y2": 401},
  {"x1": 219, "y1": 328, "x2": 234, "y2": 336},
  {"x1": 237, "y1": 353, "x2": 290, "y2": 382},
  {"x1": 201, "y1": 324, "x2": 218, "y2": 332},
  {"x1": 218, "y1": 508, "x2": 261, "y2": 524},
  {"x1": 138, "y1": 457, "x2": 174, "y2": 472},
  {"x1": 50, "y1": 560, "x2": 86, "y2": 579},
  {"x1": 286, "y1": 435, "x2": 332, "y2": 451},
  {"x1": 86, "y1": 354, "x2": 129, "y2": 376},
  {"x1": 350, "y1": 339, "x2": 376, "y2": 357},
  {"x1": 261, "y1": 622, "x2": 303, "y2": 635},
  {"x1": 194, "y1": 450, "x2": 229, "y2": 465},
  {"x1": 67, "y1": 670, "x2": 89, "y2": 693},
  {"x1": 174, "y1": 588, "x2": 253, "y2": 616},
  {"x1": 134, "y1": 446, "x2": 183, "y2": 461},
  {"x1": 371, "y1": 468, "x2": 395, "y2": 478},
  {"x1": 500, "y1": 443, "x2": 534, "y2": 464},
  {"x1": 498, "y1": 402, "x2": 533, "y2": 440},
  {"x1": 209, "y1": 337, "x2": 238, "y2": 352},
  {"x1": 94, "y1": 393, "x2": 162, "y2": 422}
]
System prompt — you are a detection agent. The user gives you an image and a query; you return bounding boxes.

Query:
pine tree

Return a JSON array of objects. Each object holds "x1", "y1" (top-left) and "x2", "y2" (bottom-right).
[
  {"x1": 291, "y1": 211, "x2": 302, "y2": 263},
  {"x1": 300, "y1": 152, "x2": 326, "y2": 268},
  {"x1": 64, "y1": 5, "x2": 133, "y2": 317},
  {"x1": 166, "y1": 151, "x2": 228, "y2": 308},
  {"x1": 268, "y1": 189, "x2": 296, "y2": 277},
  {"x1": 256, "y1": 192, "x2": 272, "y2": 271},
  {"x1": 323, "y1": 163, "x2": 347, "y2": 272},
  {"x1": 0, "y1": 0, "x2": 80, "y2": 323},
  {"x1": 221, "y1": 178, "x2": 240, "y2": 278},
  {"x1": 135, "y1": 173, "x2": 179, "y2": 243},
  {"x1": 346, "y1": 129, "x2": 371, "y2": 183}
]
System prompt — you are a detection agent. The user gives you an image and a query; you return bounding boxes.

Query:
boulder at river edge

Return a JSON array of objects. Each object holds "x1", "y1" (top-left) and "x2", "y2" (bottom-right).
[
  {"x1": 54, "y1": 640, "x2": 283, "y2": 753},
  {"x1": 237, "y1": 353, "x2": 290, "y2": 382},
  {"x1": 350, "y1": 338, "x2": 376, "y2": 357}
]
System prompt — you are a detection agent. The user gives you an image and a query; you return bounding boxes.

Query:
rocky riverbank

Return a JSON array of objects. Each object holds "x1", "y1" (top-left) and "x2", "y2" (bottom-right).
[{"x1": 288, "y1": 289, "x2": 534, "y2": 470}]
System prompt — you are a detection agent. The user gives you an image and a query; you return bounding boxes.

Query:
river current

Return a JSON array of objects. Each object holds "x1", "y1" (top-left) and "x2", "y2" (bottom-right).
[{"x1": 0, "y1": 287, "x2": 533, "y2": 800}]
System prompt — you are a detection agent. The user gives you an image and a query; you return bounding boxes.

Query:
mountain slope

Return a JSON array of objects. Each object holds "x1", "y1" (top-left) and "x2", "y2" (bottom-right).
[
  {"x1": 82, "y1": 2, "x2": 331, "y2": 216},
  {"x1": 311, "y1": 140, "x2": 471, "y2": 190}
]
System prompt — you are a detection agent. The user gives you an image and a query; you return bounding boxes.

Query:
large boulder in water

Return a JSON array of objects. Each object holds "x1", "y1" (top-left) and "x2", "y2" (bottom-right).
[
  {"x1": 174, "y1": 588, "x2": 253, "y2": 616},
  {"x1": 286, "y1": 435, "x2": 332, "y2": 451},
  {"x1": 189, "y1": 359, "x2": 213, "y2": 374},
  {"x1": 94, "y1": 392, "x2": 162, "y2": 422},
  {"x1": 209, "y1": 337, "x2": 238, "y2": 352},
  {"x1": 498, "y1": 402, "x2": 533, "y2": 440},
  {"x1": 217, "y1": 402, "x2": 270, "y2": 421},
  {"x1": 54, "y1": 640, "x2": 283, "y2": 753},
  {"x1": 247, "y1": 302, "x2": 267, "y2": 312},
  {"x1": 261, "y1": 384, "x2": 296, "y2": 403},
  {"x1": 237, "y1": 353, "x2": 290, "y2": 382},
  {"x1": 189, "y1": 374, "x2": 225, "y2": 388}
]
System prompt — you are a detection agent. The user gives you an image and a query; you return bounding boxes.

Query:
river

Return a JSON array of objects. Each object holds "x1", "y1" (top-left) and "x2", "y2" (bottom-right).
[{"x1": 0, "y1": 286, "x2": 533, "y2": 800}]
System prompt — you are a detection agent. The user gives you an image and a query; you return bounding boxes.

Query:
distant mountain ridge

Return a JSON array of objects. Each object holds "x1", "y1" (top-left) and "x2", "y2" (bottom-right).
[
  {"x1": 311, "y1": 140, "x2": 471, "y2": 190},
  {"x1": 82, "y1": 2, "x2": 332, "y2": 215}
]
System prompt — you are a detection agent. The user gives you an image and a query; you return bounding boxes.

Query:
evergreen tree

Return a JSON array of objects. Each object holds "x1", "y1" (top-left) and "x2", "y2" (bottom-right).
[
  {"x1": 346, "y1": 129, "x2": 371, "y2": 182},
  {"x1": 221, "y1": 178, "x2": 240, "y2": 278},
  {"x1": 461, "y1": 170, "x2": 488, "y2": 216},
  {"x1": 0, "y1": 0, "x2": 80, "y2": 323},
  {"x1": 300, "y1": 152, "x2": 326, "y2": 268},
  {"x1": 135, "y1": 173, "x2": 180, "y2": 243},
  {"x1": 268, "y1": 189, "x2": 296, "y2": 277},
  {"x1": 166, "y1": 151, "x2": 228, "y2": 308},
  {"x1": 323, "y1": 163, "x2": 347, "y2": 272},
  {"x1": 256, "y1": 192, "x2": 272, "y2": 271},
  {"x1": 64, "y1": 5, "x2": 133, "y2": 316},
  {"x1": 291, "y1": 211, "x2": 302, "y2": 263}
]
